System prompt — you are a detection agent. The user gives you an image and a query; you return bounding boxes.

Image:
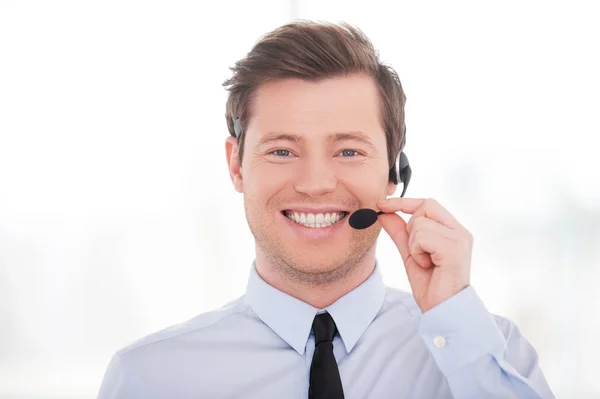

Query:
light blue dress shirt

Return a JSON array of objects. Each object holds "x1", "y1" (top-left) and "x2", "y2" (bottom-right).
[{"x1": 97, "y1": 261, "x2": 555, "y2": 398}]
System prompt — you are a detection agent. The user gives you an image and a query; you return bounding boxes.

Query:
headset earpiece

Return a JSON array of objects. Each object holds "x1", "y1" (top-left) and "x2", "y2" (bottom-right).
[
  {"x1": 397, "y1": 151, "x2": 411, "y2": 197},
  {"x1": 233, "y1": 118, "x2": 242, "y2": 138},
  {"x1": 388, "y1": 129, "x2": 411, "y2": 197}
]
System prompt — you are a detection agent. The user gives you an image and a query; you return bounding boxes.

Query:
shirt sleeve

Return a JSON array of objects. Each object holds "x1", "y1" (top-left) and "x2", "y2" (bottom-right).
[
  {"x1": 96, "y1": 351, "x2": 144, "y2": 399},
  {"x1": 417, "y1": 285, "x2": 556, "y2": 398}
]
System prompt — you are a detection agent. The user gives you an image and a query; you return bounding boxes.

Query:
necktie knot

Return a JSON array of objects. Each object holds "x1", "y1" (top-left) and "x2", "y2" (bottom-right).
[{"x1": 312, "y1": 312, "x2": 337, "y2": 345}]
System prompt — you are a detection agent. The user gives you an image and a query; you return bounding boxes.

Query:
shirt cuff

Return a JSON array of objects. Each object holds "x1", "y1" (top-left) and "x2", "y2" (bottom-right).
[{"x1": 417, "y1": 285, "x2": 507, "y2": 377}]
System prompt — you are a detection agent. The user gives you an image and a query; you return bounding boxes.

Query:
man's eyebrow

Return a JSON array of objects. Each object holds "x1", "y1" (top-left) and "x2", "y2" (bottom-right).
[
  {"x1": 256, "y1": 133, "x2": 304, "y2": 147},
  {"x1": 255, "y1": 131, "x2": 376, "y2": 149},
  {"x1": 329, "y1": 131, "x2": 376, "y2": 149}
]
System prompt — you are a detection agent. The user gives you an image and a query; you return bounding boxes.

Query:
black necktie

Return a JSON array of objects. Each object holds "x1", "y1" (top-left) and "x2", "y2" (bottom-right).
[{"x1": 309, "y1": 312, "x2": 344, "y2": 399}]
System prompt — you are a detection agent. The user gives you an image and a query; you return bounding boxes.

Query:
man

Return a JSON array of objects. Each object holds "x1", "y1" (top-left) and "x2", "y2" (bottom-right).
[{"x1": 97, "y1": 21, "x2": 554, "y2": 398}]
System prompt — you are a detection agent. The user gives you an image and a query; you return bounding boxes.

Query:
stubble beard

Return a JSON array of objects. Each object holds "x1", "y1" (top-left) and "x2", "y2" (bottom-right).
[
  {"x1": 259, "y1": 239, "x2": 376, "y2": 288},
  {"x1": 246, "y1": 201, "x2": 381, "y2": 288}
]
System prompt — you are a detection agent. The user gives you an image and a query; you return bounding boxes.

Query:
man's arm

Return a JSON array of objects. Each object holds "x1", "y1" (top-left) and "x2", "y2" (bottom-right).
[{"x1": 418, "y1": 286, "x2": 555, "y2": 398}]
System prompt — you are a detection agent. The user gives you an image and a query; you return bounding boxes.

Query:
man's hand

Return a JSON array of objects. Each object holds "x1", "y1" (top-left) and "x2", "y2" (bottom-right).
[{"x1": 376, "y1": 198, "x2": 473, "y2": 314}]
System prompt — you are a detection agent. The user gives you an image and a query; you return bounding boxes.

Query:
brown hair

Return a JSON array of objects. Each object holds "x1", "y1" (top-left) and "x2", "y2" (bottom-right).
[{"x1": 222, "y1": 20, "x2": 407, "y2": 180}]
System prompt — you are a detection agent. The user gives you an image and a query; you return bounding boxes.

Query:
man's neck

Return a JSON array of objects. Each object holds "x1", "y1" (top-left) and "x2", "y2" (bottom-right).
[{"x1": 254, "y1": 249, "x2": 377, "y2": 309}]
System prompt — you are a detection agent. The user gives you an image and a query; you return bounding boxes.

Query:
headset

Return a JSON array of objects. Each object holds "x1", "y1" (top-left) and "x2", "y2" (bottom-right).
[
  {"x1": 389, "y1": 127, "x2": 412, "y2": 197},
  {"x1": 233, "y1": 118, "x2": 412, "y2": 197}
]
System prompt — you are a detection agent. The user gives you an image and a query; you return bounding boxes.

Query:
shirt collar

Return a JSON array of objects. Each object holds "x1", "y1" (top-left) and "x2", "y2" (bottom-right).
[{"x1": 244, "y1": 260, "x2": 386, "y2": 355}]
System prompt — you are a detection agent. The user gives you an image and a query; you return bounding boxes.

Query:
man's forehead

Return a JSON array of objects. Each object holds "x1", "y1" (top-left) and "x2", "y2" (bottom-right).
[
  {"x1": 251, "y1": 74, "x2": 381, "y2": 112},
  {"x1": 246, "y1": 112, "x2": 385, "y2": 146},
  {"x1": 247, "y1": 77, "x2": 384, "y2": 144}
]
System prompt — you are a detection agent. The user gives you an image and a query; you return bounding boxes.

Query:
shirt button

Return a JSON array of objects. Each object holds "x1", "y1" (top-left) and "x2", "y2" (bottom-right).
[{"x1": 434, "y1": 336, "x2": 446, "y2": 348}]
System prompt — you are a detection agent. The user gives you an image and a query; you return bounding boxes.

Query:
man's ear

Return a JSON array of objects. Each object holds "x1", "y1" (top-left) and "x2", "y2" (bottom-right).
[{"x1": 225, "y1": 136, "x2": 243, "y2": 193}]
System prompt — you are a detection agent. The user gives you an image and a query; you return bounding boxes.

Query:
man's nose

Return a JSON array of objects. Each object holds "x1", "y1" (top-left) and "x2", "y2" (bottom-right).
[{"x1": 293, "y1": 158, "x2": 337, "y2": 197}]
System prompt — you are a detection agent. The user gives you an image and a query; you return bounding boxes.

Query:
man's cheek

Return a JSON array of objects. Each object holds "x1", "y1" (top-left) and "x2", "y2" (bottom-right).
[{"x1": 338, "y1": 173, "x2": 388, "y2": 202}]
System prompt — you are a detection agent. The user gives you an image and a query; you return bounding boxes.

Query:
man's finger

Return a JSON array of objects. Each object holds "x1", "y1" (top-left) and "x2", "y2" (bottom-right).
[
  {"x1": 407, "y1": 216, "x2": 455, "y2": 242},
  {"x1": 378, "y1": 198, "x2": 461, "y2": 230},
  {"x1": 408, "y1": 229, "x2": 435, "y2": 269},
  {"x1": 377, "y1": 198, "x2": 425, "y2": 215},
  {"x1": 377, "y1": 212, "x2": 410, "y2": 264},
  {"x1": 409, "y1": 228, "x2": 455, "y2": 267}
]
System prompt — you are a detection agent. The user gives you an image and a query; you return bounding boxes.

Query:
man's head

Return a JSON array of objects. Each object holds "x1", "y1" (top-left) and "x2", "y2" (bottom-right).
[{"x1": 223, "y1": 21, "x2": 407, "y2": 286}]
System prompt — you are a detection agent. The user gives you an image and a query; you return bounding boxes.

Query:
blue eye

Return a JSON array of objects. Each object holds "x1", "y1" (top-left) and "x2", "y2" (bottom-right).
[
  {"x1": 273, "y1": 149, "x2": 291, "y2": 157},
  {"x1": 340, "y1": 149, "x2": 358, "y2": 157}
]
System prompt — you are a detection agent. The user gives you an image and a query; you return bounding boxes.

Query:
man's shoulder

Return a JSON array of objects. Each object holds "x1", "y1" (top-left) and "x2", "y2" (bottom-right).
[{"x1": 116, "y1": 294, "x2": 249, "y2": 358}]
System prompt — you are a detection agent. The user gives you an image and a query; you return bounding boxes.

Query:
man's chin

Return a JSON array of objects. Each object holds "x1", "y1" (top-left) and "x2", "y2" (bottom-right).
[
  {"x1": 283, "y1": 252, "x2": 354, "y2": 275},
  {"x1": 292, "y1": 261, "x2": 343, "y2": 275}
]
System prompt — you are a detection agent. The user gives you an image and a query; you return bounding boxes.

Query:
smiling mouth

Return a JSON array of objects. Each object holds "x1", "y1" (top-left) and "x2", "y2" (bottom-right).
[{"x1": 282, "y1": 210, "x2": 348, "y2": 228}]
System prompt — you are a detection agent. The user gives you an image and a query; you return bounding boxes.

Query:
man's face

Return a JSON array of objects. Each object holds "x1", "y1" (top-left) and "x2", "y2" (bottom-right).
[{"x1": 227, "y1": 74, "x2": 396, "y2": 282}]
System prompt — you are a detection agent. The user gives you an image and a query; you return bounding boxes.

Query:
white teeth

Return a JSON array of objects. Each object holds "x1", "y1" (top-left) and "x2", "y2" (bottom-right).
[{"x1": 285, "y1": 211, "x2": 346, "y2": 228}]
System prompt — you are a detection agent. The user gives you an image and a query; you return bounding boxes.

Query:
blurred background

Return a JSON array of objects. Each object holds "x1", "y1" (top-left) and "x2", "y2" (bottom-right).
[{"x1": 1, "y1": 0, "x2": 599, "y2": 397}]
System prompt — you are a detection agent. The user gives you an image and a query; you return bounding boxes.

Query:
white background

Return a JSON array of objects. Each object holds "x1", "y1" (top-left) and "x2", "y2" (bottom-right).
[{"x1": 1, "y1": 0, "x2": 599, "y2": 397}]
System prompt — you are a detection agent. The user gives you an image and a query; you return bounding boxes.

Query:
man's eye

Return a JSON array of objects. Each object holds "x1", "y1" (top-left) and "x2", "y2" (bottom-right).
[
  {"x1": 272, "y1": 149, "x2": 291, "y2": 157},
  {"x1": 340, "y1": 149, "x2": 359, "y2": 157}
]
